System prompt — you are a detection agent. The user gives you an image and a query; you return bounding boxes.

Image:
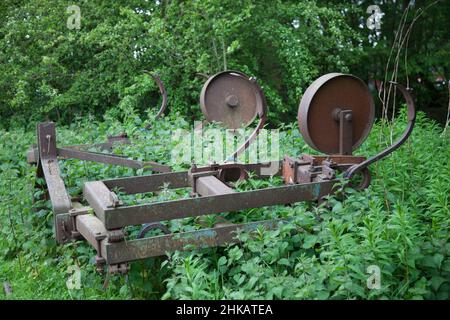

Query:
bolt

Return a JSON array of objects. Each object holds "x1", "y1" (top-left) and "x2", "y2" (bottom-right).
[
  {"x1": 226, "y1": 95, "x2": 239, "y2": 108},
  {"x1": 332, "y1": 108, "x2": 342, "y2": 121},
  {"x1": 345, "y1": 113, "x2": 353, "y2": 121}
]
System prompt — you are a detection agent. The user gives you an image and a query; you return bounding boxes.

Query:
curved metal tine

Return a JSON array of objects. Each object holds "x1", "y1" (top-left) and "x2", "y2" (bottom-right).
[
  {"x1": 143, "y1": 71, "x2": 168, "y2": 119},
  {"x1": 344, "y1": 82, "x2": 416, "y2": 179},
  {"x1": 225, "y1": 116, "x2": 266, "y2": 162},
  {"x1": 225, "y1": 77, "x2": 268, "y2": 163},
  {"x1": 137, "y1": 223, "x2": 171, "y2": 239}
]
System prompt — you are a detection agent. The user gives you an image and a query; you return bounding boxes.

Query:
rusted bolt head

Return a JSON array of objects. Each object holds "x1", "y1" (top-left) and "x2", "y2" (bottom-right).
[
  {"x1": 226, "y1": 95, "x2": 239, "y2": 108},
  {"x1": 345, "y1": 113, "x2": 353, "y2": 121},
  {"x1": 332, "y1": 108, "x2": 342, "y2": 121}
]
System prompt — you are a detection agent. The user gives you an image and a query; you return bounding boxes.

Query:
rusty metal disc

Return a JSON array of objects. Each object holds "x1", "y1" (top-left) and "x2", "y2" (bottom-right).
[
  {"x1": 200, "y1": 71, "x2": 266, "y2": 129},
  {"x1": 298, "y1": 73, "x2": 375, "y2": 154}
]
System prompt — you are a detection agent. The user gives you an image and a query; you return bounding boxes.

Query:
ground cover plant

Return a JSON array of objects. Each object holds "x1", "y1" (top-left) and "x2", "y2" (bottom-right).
[{"x1": 0, "y1": 107, "x2": 448, "y2": 300}]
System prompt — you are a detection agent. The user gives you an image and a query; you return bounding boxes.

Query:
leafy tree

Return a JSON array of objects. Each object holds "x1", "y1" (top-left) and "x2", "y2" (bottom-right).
[
  {"x1": 1, "y1": 1, "x2": 448, "y2": 126},
  {"x1": 317, "y1": 0, "x2": 450, "y2": 122},
  {"x1": 0, "y1": 0, "x2": 361, "y2": 127}
]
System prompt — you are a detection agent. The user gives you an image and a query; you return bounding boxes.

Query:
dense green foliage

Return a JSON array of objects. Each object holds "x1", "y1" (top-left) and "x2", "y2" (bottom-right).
[
  {"x1": 1, "y1": 0, "x2": 449, "y2": 127},
  {"x1": 0, "y1": 108, "x2": 448, "y2": 299},
  {"x1": 0, "y1": 0, "x2": 362, "y2": 127},
  {"x1": 319, "y1": 0, "x2": 450, "y2": 121}
]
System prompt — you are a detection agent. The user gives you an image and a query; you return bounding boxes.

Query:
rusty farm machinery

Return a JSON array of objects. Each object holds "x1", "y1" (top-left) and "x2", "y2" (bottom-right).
[
  {"x1": 28, "y1": 70, "x2": 416, "y2": 274},
  {"x1": 27, "y1": 72, "x2": 171, "y2": 244}
]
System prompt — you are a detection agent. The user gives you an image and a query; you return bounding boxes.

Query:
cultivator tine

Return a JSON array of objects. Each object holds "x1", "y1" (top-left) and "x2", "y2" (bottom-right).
[
  {"x1": 137, "y1": 223, "x2": 171, "y2": 239},
  {"x1": 344, "y1": 83, "x2": 416, "y2": 180},
  {"x1": 143, "y1": 71, "x2": 168, "y2": 119},
  {"x1": 226, "y1": 115, "x2": 266, "y2": 162}
]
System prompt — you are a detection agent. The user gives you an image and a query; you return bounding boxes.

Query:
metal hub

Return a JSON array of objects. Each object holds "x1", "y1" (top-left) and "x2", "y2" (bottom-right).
[
  {"x1": 298, "y1": 73, "x2": 375, "y2": 154},
  {"x1": 200, "y1": 71, "x2": 266, "y2": 129}
]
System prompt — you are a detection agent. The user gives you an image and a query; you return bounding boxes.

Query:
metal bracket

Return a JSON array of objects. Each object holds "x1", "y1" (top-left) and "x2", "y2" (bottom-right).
[
  {"x1": 336, "y1": 109, "x2": 353, "y2": 155},
  {"x1": 36, "y1": 123, "x2": 72, "y2": 243},
  {"x1": 107, "y1": 229, "x2": 126, "y2": 243},
  {"x1": 108, "y1": 263, "x2": 130, "y2": 275}
]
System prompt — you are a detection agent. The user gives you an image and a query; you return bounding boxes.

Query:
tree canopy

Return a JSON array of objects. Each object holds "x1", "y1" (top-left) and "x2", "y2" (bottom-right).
[{"x1": 0, "y1": 0, "x2": 448, "y2": 128}]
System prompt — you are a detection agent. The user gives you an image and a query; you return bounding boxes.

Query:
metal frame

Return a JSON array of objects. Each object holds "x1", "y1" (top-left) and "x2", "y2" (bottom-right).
[
  {"x1": 31, "y1": 122, "x2": 172, "y2": 243},
  {"x1": 78, "y1": 159, "x2": 338, "y2": 272},
  {"x1": 76, "y1": 145, "x2": 375, "y2": 273},
  {"x1": 29, "y1": 71, "x2": 416, "y2": 275},
  {"x1": 29, "y1": 73, "x2": 171, "y2": 244}
]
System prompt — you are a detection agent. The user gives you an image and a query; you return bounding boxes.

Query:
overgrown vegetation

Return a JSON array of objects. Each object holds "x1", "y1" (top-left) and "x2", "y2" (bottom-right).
[{"x1": 0, "y1": 108, "x2": 448, "y2": 299}]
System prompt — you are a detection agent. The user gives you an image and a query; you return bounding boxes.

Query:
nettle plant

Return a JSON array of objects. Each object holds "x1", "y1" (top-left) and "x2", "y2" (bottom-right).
[
  {"x1": 158, "y1": 111, "x2": 449, "y2": 300},
  {"x1": 0, "y1": 108, "x2": 448, "y2": 299}
]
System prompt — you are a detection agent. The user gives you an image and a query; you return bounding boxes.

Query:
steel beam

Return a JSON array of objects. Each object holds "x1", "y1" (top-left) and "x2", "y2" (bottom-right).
[
  {"x1": 75, "y1": 214, "x2": 107, "y2": 253},
  {"x1": 36, "y1": 123, "x2": 72, "y2": 243},
  {"x1": 39, "y1": 159, "x2": 72, "y2": 214},
  {"x1": 58, "y1": 147, "x2": 172, "y2": 172},
  {"x1": 83, "y1": 181, "x2": 118, "y2": 222},
  {"x1": 99, "y1": 161, "x2": 281, "y2": 196},
  {"x1": 27, "y1": 135, "x2": 131, "y2": 164},
  {"x1": 36, "y1": 123, "x2": 72, "y2": 214},
  {"x1": 28, "y1": 128, "x2": 171, "y2": 172},
  {"x1": 102, "y1": 220, "x2": 284, "y2": 264},
  {"x1": 92, "y1": 180, "x2": 333, "y2": 230},
  {"x1": 195, "y1": 176, "x2": 236, "y2": 196},
  {"x1": 102, "y1": 171, "x2": 189, "y2": 194}
]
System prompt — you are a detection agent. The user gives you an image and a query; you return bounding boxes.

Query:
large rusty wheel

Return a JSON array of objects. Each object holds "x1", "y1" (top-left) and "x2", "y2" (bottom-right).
[
  {"x1": 298, "y1": 73, "x2": 375, "y2": 154},
  {"x1": 200, "y1": 71, "x2": 267, "y2": 129}
]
